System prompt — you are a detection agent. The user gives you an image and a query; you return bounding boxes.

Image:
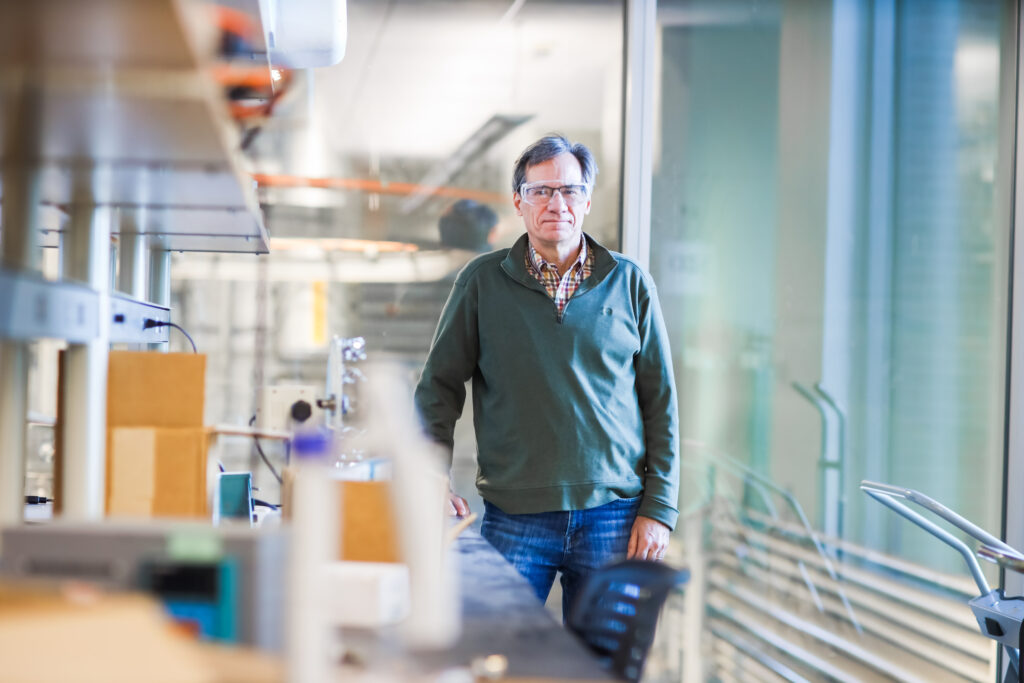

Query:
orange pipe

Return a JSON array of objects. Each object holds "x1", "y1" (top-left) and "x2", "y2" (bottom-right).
[
  {"x1": 210, "y1": 64, "x2": 290, "y2": 90},
  {"x1": 252, "y1": 173, "x2": 508, "y2": 204},
  {"x1": 269, "y1": 237, "x2": 418, "y2": 253}
]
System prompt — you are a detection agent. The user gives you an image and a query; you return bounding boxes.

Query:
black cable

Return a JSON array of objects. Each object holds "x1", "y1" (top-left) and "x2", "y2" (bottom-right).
[
  {"x1": 253, "y1": 498, "x2": 279, "y2": 510},
  {"x1": 249, "y1": 414, "x2": 282, "y2": 484},
  {"x1": 143, "y1": 319, "x2": 198, "y2": 353}
]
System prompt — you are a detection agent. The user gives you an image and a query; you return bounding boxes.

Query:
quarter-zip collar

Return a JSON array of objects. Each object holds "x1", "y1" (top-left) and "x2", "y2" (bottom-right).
[{"x1": 500, "y1": 232, "x2": 617, "y2": 296}]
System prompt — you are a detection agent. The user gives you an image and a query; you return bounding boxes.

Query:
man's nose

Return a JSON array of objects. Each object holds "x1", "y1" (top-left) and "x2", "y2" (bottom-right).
[{"x1": 546, "y1": 190, "x2": 568, "y2": 208}]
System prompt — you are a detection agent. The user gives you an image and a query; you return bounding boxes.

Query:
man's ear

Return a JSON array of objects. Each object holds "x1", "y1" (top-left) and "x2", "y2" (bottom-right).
[{"x1": 513, "y1": 193, "x2": 523, "y2": 216}]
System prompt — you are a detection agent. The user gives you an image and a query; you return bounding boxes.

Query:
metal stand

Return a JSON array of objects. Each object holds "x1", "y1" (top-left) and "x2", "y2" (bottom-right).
[
  {"x1": 59, "y1": 202, "x2": 112, "y2": 519},
  {"x1": 862, "y1": 480, "x2": 1023, "y2": 677}
]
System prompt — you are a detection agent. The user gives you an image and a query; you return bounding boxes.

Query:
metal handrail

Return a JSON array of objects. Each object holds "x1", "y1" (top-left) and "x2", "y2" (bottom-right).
[
  {"x1": 860, "y1": 480, "x2": 1021, "y2": 675},
  {"x1": 686, "y1": 477, "x2": 995, "y2": 681},
  {"x1": 792, "y1": 382, "x2": 834, "y2": 535},
  {"x1": 701, "y1": 461, "x2": 825, "y2": 614},
  {"x1": 719, "y1": 454, "x2": 862, "y2": 633},
  {"x1": 814, "y1": 382, "x2": 847, "y2": 545},
  {"x1": 686, "y1": 445, "x2": 862, "y2": 634},
  {"x1": 861, "y1": 487, "x2": 990, "y2": 596}
]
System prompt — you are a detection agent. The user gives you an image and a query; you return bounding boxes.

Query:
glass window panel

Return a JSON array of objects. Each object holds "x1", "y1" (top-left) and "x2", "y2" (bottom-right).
[
  {"x1": 652, "y1": 0, "x2": 1014, "y2": 677},
  {"x1": 170, "y1": 0, "x2": 626, "y2": 511}
]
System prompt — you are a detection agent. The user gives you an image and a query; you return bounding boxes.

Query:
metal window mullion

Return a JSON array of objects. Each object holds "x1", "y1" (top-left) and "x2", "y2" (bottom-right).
[
  {"x1": 620, "y1": 0, "x2": 656, "y2": 268},
  {"x1": 1004, "y1": 0, "x2": 1024, "y2": 601}
]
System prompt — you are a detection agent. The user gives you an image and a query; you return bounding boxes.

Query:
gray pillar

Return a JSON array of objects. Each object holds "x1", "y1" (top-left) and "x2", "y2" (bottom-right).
[
  {"x1": 0, "y1": 342, "x2": 31, "y2": 530},
  {"x1": 59, "y1": 202, "x2": 111, "y2": 519},
  {"x1": 0, "y1": 81, "x2": 42, "y2": 535},
  {"x1": 620, "y1": 0, "x2": 656, "y2": 268},
  {"x1": 117, "y1": 216, "x2": 148, "y2": 300},
  {"x1": 148, "y1": 247, "x2": 170, "y2": 352},
  {"x1": 117, "y1": 214, "x2": 147, "y2": 351}
]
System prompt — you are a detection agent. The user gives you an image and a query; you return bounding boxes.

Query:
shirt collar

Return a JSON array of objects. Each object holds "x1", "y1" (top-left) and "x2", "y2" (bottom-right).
[{"x1": 527, "y1": 234, "x2": 588, "y2": 275}]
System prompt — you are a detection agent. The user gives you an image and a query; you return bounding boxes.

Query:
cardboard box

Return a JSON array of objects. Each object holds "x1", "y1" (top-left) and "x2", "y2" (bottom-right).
[
  {"x1": 80, "y1": 351, "x2": 211, "y2": 518},
  {"x1": 107, "y1": 351, "x2": 206, "y2": 428},
  {"x1": 281, "y1": 474, "x2": 401, "y2": 563},
  {"x1": 339, "y1": 480, "x2": 401, "y2": 563},
  {"x1": 55, "y1": 351, "x2": 209, "y2": 515},
  {"x1": 107, "y1": 427, "x2": 210, "y2": 518},
  {"x1": 0, "y1": 580, "x2": 279, "y2": 683}
]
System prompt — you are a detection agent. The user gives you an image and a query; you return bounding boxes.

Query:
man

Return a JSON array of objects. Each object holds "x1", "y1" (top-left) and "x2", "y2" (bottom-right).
[
  {"x1": 414, "y1": 135, "x2": 679, "y2": 613},
  {"x1": 438, "y1": 198, "x2": 499, "y2": 253}
]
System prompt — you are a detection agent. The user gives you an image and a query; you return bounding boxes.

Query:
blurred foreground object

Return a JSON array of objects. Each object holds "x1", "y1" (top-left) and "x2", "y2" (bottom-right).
[
  {"x1": 260, "y1": 0, "x2": 347, "y2": 68},
  {"x1": 363, "y1": 362, "x2": 460, "y2": 650},
  {"x1": 285, "y1": 428, "x2": 339, "y2": 683},
  {"x1": 0, "y1": 521, "x2": 288, "y2": 650},
  {"x1": 566, "y1": 560, "x2": 689, "y2": 683},
  {"x1": 208, "y1": 4, "x2": 295, "y2": 149},
  {"x1": 0, "y1": 580, "x2": 282, "y2": 683},
  {"x1": 0, "y1": 0, "x2": 269, "y2": 253}
]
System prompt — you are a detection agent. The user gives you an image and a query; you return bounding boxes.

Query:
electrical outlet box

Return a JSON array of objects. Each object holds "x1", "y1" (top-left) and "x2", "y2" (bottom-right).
[{"x1": 258, "y1": 384, "x2": 322, "y2": 433}]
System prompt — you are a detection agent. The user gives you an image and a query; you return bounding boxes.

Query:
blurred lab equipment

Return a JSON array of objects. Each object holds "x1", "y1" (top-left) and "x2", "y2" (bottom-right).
[
  {"x1": 320, "y1": 335, "x2": 366, "y2": 435},
  {"x1": 566, "y1": 559, "x2": 689, "y2": 683},
  {"x1": 0, "y1": 520, "x2": 287, "y2": 649},
  {"x1": 286, "y1": 427, "x2": 339, "y2": 683}
]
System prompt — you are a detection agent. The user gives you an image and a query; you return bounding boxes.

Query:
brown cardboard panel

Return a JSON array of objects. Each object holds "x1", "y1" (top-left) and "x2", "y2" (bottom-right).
[
  {"x1": 340, "y1": 480, "x2": 401, "y2": 563},
  {"x1": 281, "y1": 473, "x2": 401, "y2": 563},
  {"x1": 107, "y1": 426, "x2": 208, "y2": 518},
  {"x1": 107, "y1": 351, "x2": 206, "y2": 428},
  {"x1": 108, "y1": 427, "x2": 157, "y2": 517},
  {"x1": 152, "y1": 429, "x2": 208, "y2": 517},
  {"x1": 0, "y1": 584, "x2": 216, "y2": 683}
]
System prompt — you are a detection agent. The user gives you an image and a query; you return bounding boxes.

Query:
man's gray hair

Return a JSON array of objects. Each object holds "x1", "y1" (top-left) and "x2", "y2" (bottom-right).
[{"x1": 512, "y1": 135, "x2": 598, "y2": 194}]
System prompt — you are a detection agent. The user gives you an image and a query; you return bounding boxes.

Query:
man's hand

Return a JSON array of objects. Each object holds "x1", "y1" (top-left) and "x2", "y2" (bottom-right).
[
  {"x1": 448, "y1": 492, "x2": 470, "y2": 517},
  {"x1": 627, "y1": 515, "x2": 670, "y2": 561}
]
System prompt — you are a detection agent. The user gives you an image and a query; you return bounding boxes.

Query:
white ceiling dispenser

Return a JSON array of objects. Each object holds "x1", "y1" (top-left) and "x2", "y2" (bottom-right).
[{"x1": 260, "y1": 0, "x2": 347, "y2": 68}]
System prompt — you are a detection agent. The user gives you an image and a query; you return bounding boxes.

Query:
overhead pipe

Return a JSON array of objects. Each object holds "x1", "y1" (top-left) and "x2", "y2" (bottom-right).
[{"x1": 252, "y1": 173, "x2": 507, "y2": 204}]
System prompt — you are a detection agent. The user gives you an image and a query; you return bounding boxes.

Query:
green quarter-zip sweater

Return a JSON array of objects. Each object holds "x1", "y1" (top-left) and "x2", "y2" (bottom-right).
[{"x1": 414, "y1": 233, "x2": 680, "y2": 530}]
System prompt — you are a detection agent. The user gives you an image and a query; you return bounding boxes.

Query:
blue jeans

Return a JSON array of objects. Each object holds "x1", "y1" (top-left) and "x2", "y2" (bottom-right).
[{"x1": 480, "y1": 496, "x2": 641, "y2": 618}]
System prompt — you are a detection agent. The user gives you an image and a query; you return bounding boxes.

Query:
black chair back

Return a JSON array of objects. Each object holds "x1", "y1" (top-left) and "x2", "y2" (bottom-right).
[{"x1": 566, "y1": 559, "x2": 689, "y2": 682}]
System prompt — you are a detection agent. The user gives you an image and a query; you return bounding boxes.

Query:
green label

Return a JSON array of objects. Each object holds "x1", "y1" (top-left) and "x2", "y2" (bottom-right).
[{"x1": 167, "y1": 531, "x2": 223, "y2": 561}]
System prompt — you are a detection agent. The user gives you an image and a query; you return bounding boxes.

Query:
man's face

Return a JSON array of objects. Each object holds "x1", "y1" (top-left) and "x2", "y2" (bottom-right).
[{"x1": 514, "y1": 152, "x2": 591, "y2": 252}]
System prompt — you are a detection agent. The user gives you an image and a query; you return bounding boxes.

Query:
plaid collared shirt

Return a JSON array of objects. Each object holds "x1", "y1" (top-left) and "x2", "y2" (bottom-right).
[{"x1": 525, "y1": 236, "x2": 593, "y2": 321}]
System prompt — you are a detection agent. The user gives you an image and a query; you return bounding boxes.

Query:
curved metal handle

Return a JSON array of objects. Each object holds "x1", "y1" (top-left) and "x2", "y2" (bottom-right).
[
  {"x1": 861, "y1": 480, "x2": 1016, "y2": 555},
  {"x1": 861, "y1": 485, "x2": 990, "y2": 595}
]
